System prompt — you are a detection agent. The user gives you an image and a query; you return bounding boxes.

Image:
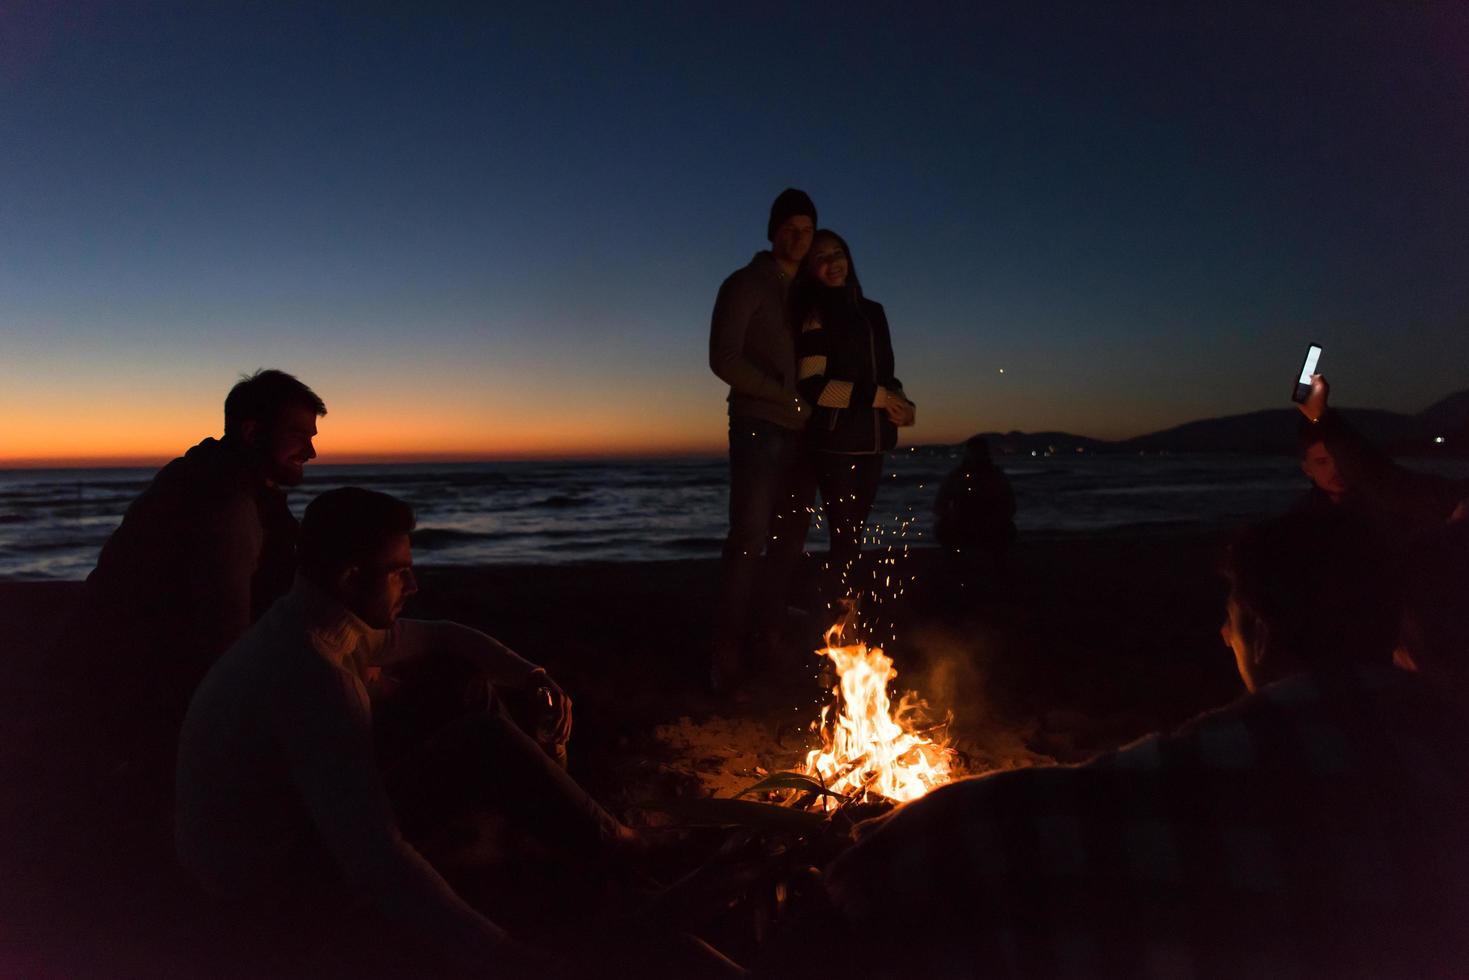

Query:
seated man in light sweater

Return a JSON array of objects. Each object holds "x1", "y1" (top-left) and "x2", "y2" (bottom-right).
[{"x1": 175, "y1": 487, "x2": 640, "y2": 974}]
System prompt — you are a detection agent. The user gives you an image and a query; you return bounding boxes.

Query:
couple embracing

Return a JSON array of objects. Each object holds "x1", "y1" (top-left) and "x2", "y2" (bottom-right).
[{"x1": 707, "y1": 188, "x2": 916, "y2": 693}]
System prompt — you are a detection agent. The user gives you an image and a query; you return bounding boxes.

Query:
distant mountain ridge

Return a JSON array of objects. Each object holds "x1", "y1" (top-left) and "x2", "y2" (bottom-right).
[{"x1": 955, "y1": 389, "x2": 1469, "y2": 457}]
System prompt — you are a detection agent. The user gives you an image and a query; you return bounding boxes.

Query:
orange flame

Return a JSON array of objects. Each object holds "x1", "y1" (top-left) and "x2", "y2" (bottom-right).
[{"x1": 803, "y1": 625, "x2": 954, "y2": 805}]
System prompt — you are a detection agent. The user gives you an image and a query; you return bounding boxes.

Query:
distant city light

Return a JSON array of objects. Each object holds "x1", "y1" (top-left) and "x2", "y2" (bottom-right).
[{"x1": 1435, "y1": 436, "x2": 1446, "y2": 444}]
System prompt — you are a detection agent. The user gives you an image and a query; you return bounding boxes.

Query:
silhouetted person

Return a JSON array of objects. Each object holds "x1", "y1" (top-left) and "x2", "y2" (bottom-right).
[
  {"x1": 933, "y1": 436, "x2": 1016, "y2": 588},
  {"x1": 708, "y1": 188, "x2": 819, "y2": 693},
  {"x1": 794, "y1": 229, "x2": 915, "y2": 619},
  {"x1": 1294, "y1": 374, "x2": 1467, "y2": 539},
  {"x1": 49, "y1": 368, "x2": 325, "y2": 783},
  {"x1": 816, "y1": 513, "x2": 1469, "y2": 977},
  {"x1": 176, "y1": 488, "x2": 642, "y2": 976}
]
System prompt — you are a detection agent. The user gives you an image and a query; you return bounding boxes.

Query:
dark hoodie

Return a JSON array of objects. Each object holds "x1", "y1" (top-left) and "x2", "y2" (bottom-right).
[
  {"x1": 1292, "y1": 410, "x2": 1468, "y2": 553},
  {"x1": 709, "y1": 251, "x2": 807, "y2": 429},
  {"x1": 793, "y1": 235, "x2": 904, "y2": 454},
  {"x1": 61, "y1": 437, "x2": 298, "y2": 751}
]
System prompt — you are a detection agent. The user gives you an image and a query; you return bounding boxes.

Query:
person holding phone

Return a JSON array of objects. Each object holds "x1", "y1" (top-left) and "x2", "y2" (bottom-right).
[
  {"x1": 1294, "y1": 373, "x2": 1468, "y2": 537},
  {"x1": 794, "y1": 230, "x2": 915, "y2": 615}
]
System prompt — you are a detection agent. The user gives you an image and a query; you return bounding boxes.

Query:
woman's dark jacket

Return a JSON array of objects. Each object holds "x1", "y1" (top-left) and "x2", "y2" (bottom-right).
[{"x1": 795, "y1": 284, "x2": 903, "y2": 453}]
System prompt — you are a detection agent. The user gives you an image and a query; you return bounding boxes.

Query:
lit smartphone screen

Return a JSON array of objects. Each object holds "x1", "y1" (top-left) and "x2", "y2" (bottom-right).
[{"x1": 1298, "y1": 345, "x2": 1322, "y2": 384}]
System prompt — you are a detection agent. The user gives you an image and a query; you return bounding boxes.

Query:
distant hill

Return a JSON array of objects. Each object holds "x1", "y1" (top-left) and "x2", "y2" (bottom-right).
[
  {"x1": 942, "y1": 388, "x2": 1469, "y2": 457},
  {"x1": 970, "y1": 431, "x2": 1111, "y2": 457},
  {"x1": 1418, "y1": 389, "x2": 1469, "y2": 441},
  {"x1": 1116, "y1": 407, "x2": 1419, "y2": 455}
]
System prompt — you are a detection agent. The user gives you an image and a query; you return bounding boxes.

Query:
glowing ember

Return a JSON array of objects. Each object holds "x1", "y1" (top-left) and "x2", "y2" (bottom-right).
[{"x1": 803, "y1": 625, "x2": 954, "y2": 805}]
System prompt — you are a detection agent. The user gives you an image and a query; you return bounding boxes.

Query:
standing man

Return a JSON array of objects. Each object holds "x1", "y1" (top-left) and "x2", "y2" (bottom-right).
[{"x1": 708, "y1": 188, "x2": 817, "y2": 693}]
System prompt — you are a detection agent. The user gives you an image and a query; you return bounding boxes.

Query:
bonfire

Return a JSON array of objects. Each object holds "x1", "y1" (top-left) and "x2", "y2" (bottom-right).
[
  {"x1": 800, "y1": 624, "x2": 955, "y2": 807},
  {"x1": 645, "y1": 619, "x2": 959, "y2": 953}
]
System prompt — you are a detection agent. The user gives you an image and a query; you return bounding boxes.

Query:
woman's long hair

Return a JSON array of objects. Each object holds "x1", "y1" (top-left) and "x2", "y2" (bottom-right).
[{"x1": 792, "y1": 229, "x2": 863, "y2": 336}]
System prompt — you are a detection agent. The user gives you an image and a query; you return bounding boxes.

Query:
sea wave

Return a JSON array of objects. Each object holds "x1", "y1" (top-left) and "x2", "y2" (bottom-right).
[
  {"x1": 409, "y1": 527, "x2": 503, "y2": 549},
  {"x1": 662, "y1": 536, "x2": 725, "y2": 551},
  {"x1": 4, "y1": 453, "x2": 1462, "y2": 578},
  {"x1": 535, "y1": 494, "x2": 593, "y2": 509}
]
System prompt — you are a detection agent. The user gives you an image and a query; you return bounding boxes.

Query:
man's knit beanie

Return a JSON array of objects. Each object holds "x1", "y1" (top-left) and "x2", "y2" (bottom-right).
[{"x1": 767, "y1": 188, "x2": 817, "y2": 241}]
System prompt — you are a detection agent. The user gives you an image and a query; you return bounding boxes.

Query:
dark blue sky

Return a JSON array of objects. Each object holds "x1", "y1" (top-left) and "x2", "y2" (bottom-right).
[{"x1": 3, "y1": 1, "x2": 1466, "y2": 461}]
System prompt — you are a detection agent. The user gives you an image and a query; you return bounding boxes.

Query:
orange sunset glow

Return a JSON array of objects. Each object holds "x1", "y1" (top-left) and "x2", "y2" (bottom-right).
[{"x1": 0, "y1": 400, "x2": 729, "y2": 468}]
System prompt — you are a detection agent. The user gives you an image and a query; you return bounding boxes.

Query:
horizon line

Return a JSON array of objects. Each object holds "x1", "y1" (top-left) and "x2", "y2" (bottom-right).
[
  {"x1": 11, "y1": 394, "x2": 1443, "y2": 470},
  {"x1": 0, "y1": 446, "x2": 741, "y2": 471}
]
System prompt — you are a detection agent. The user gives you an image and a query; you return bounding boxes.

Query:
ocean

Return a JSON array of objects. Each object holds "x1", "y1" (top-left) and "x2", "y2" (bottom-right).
[{"x1": 3, "y1": 449, "x2": 1466, "y2": 580}]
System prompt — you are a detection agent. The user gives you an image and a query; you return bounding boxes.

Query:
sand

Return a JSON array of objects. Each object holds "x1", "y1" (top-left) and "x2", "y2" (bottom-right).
[{"x1": 0, "y1": 529, "x2": 1245, "y2": 975}]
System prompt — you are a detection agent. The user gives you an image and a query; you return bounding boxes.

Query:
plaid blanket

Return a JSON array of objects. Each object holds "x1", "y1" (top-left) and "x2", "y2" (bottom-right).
[{"x1": 825, "y1": 666, "x2": 1469, "y2": 978}]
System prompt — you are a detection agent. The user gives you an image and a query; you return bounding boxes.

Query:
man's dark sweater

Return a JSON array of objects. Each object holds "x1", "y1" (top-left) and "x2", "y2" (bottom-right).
[
  {"x1": 709, "y1": 251, "x2": 807, "y2": 429},
  {"x1": 58, "y1": 438, "x2": 297, "y2": 752}
]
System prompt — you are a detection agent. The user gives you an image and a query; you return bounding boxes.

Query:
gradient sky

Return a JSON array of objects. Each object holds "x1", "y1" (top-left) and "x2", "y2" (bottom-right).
[{"x1": 2, "y1": 2, "x2": 1467, "y2": 465}]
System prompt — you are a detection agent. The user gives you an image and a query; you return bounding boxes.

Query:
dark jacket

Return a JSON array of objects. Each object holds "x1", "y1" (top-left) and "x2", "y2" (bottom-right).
[
  {"x1": 1315, "y1": 409, "x2": 1467, "y2": 540},
  {"x1": 795, "y1": 285, "x2": 902, "y2": 454},
  {"x1": 1293, "y1": 410, "x2": 1468, "y2": 555},
  {"x1": 709, "y1": 251, "x2": 806, "y2": 429},
  {"x1": 934, "y1": 457, "x2": 1016, "y2": 551},
  {"x1": 64, "y1": 438, "x2": 298, "y2": 747}
]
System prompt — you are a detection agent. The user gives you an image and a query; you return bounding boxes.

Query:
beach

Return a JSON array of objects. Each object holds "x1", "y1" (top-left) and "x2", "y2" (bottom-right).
[{"x1": 0, "y1": 527, "x2": 1244, "y2": 975}]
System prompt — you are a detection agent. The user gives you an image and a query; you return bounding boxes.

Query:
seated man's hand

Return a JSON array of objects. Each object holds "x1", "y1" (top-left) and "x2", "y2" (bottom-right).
[
  {"x1": 529, "y1": 669, "x2": 573, "y2": 744},
  {"x1": 887, "y1": 396, "x2": 916, "y2": 427},
  {"x1": 1297, "y1": 373, "x2": 1330, "y2": 422}
]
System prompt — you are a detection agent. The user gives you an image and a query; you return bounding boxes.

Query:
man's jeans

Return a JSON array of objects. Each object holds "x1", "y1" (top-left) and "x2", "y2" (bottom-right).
[{"x1": 714, "y1": 417, "x2": 814, "y2": 662}]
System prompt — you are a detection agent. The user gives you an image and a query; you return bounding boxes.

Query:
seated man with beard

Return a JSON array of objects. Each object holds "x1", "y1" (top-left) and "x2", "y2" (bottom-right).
[
  {"x1": 175, "y1": 488, "x2": 646, "y2": 975},
  {"x1": 816, "y1": 513, "x2": 1469, "y2": 978}
]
